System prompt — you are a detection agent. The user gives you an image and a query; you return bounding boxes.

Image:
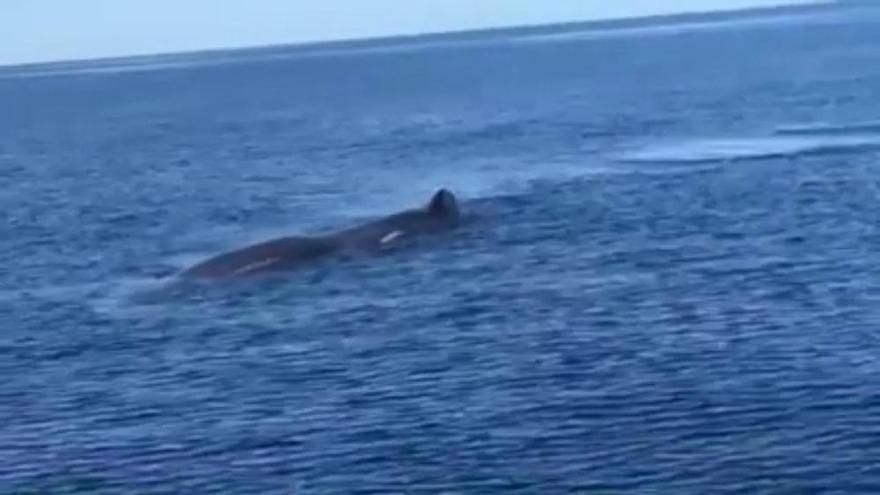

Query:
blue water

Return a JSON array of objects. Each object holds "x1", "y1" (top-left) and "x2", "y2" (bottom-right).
[{"x1": 4, "y1": 4, "x2": 880, "y2": 493}]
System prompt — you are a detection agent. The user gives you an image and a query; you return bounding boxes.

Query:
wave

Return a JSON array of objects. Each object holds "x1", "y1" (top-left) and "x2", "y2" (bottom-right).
[
  {"x1": 515, "y1": 8, "x2": 833, "y2": 44},
  {"x1": 616, "y1": 135, "x2": 880, "y2": 164},
  {"x1": 775, "y1": 120, "x2": 880, "y2": 136}
]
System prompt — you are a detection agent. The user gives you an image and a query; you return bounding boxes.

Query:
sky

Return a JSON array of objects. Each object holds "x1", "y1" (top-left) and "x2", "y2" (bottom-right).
[{"x1": 1, "y1": 0, "x2": 825, "y2": 66}]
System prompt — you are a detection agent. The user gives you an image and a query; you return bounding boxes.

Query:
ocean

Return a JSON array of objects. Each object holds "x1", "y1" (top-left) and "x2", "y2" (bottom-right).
[{"x1": 3, "y1": 3, "x2": 880, "y2": 493}]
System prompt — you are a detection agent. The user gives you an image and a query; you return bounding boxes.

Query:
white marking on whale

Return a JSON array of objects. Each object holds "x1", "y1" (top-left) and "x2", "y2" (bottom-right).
[
  {"x1": 380, "y1": 230, "x2": 405, "y2": 245},
  {"x1": 232, "y1": 257, "x2": 281, "y2": 276}
]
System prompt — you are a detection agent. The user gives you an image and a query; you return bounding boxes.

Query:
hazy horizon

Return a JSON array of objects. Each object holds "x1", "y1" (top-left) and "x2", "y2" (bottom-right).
[{"x1": 1, "y1": 0, "x2": 829, "y2": 67}]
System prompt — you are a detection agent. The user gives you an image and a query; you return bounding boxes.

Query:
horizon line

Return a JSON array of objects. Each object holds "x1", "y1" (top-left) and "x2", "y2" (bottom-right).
[{"x1": 0, "y1": 1, "x2": 836, "y2": 71}]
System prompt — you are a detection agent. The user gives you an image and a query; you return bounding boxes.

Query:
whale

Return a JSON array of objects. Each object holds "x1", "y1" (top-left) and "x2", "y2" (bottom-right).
[{"x1": 178, "y1": 188, "x2": 461, "y2": 280}]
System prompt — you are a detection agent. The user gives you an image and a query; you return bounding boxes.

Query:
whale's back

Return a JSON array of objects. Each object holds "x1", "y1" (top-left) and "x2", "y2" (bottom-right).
[
  {"x1": 179, "y1": 188, "x2": 461, "y2": 280},
  {"x1": 181, "y1": 236, "x2": 337, "y2": 279}
]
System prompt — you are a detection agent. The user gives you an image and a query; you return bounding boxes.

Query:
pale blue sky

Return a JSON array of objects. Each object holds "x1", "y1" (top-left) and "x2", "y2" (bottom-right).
[{"x1": 2, "y1": 0, "x2": 822, "y2": 66}]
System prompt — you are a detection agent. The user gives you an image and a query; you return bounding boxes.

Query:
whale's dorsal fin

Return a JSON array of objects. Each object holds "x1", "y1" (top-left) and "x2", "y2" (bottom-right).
[{"x1": 427, "y1": 188, "x2": 459, "y2": 218}]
